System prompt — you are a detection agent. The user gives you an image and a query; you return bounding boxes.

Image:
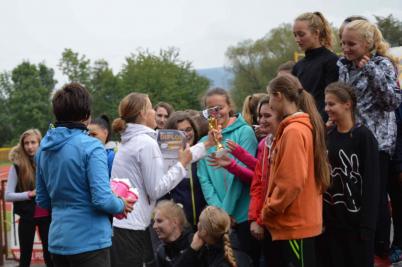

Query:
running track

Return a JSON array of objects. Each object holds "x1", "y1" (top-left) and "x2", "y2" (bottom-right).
[
  {"x1": 0, "y1": 164, "x2": 399, "y2": 266},
  {"x1": 0, "y1": 166, "x2": 10, "y2": 180}
]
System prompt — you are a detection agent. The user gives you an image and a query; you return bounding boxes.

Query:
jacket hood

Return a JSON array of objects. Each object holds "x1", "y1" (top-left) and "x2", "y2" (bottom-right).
[
  {"x1": 120, "y1": 123, "x2": 157, "y2": 144},
  {"x1": 8, "y1": 146, "x2": 23, "y2": 165},
  {"x1": 40, "y1": 127, "x2": 86, "y2": 152},
  {"x1": 276, "y1": 112, "x2": 312, "y2": 139},
  {"x1": 222, "y1": 114, "x2": 249, "y2": 134}
]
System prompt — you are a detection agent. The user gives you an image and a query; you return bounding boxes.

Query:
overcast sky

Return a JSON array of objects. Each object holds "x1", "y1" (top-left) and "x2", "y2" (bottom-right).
[{"x1": 0, "y1": 0, "x2": 401, "y2": 84}]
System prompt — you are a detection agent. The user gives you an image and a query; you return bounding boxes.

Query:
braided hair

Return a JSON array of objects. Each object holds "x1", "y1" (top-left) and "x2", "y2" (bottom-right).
[{"x1": 198, "y1": 206, "x2": 237, "y2": 267}]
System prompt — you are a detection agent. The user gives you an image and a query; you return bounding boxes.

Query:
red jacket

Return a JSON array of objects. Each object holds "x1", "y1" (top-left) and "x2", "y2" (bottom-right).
[
  {"x1": 248, "y1": 137, "x2": 271, "y2": 225},
  {"x1": 222, "y1": 138, "x2": 270, "y2": 226}
]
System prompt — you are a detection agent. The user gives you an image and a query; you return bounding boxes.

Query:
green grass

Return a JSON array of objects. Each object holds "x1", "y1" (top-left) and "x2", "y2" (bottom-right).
[{"x1": 0, "y1": 161, "x2": 11, "y2": 167}]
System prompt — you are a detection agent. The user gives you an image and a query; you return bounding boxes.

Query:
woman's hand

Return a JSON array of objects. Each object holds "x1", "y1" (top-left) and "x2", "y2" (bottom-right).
[
  {"x1": 28, "y1": 190, "x2": 36, "y2": 198},
  {"x1": 191, "y1": 231, "x2": 205, "y2": 251},
  {"x1": 356, "y1": 54, "x2": 371, "y2": 69},
  {"x1": 225, "y1": 139, "x2": 238, "y2": 153},
  {"x1": 325, "y1": 119, "x2": 334, "y2": 129},
  {"x1": 207, "y1": 153, "x2": 232, "y2": 168},
  {"x1": 254, "y1": 125, "x2": 268, "y2": 140},
  {"x1": 250, "y1": 221, "x2": 265, "y2": 240},
  {"x1": 178, "y1": 144, "x2": 192, "y2": 167},
  {"x1": 121, "y1": 197, "x2": 135, "y2": 216},
  {"x1": 204, "y1": 126, "x2": 222, "y2": 149}
]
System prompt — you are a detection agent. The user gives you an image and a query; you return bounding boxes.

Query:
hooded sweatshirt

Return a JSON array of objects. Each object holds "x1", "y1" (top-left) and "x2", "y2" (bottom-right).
[
  {"x1": 35, "y1": 126, "x2": 124, "y2": 255},
  {"x1": 111, "y1": 123, "x2": 187, "y2": 231},
  {"x1": 197, "y1": 114, "x2": 258, "y2": 223},
  {"x1": 261, "y1": 113, "x2": 322, "y2": 240}
]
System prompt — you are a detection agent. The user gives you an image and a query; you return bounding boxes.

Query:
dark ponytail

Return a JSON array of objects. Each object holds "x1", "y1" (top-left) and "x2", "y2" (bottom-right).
[{"x1": 91, "y1": 114, "x2": 112, "y2": 143}]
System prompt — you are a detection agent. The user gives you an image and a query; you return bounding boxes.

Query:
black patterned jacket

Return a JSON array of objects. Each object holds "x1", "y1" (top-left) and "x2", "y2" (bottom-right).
[{"x1": 338, "y1": 55, "x2": 401, "y2": 155}]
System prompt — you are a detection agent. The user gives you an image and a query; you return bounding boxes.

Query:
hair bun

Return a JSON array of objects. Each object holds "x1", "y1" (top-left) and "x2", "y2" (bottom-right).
[{"x1": 112, "y1": 118, "x2": 127, "y2": 133}]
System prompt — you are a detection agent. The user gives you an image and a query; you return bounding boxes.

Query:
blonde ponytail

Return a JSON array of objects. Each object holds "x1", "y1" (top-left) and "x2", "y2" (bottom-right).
[
  {"x1": 295, "y1": 11, "x2": 333, "y2": 49},
  {"x1": 242, "y1": 93, "x2": 268, "y2": 126},
  {"x1": 313, "y1": 12, "x2": 333, "y2": 49},
  {"x1": 223, "y1": 232, "x2": 237, "y2": 267}
]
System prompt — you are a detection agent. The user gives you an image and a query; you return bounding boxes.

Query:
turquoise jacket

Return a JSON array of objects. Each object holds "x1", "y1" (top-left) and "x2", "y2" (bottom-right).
[{"x1": 197, "y1": 114, "x2": 257, "y2": 223}]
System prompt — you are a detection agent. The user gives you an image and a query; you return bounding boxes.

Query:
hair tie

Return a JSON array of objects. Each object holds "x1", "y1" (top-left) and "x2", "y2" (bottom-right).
[
  {"x1": 298, "y1": 88, "x2": 304, "y2": 94},
  {"x1": 121, "y1": 113, "x2": 139, "y2": 123}
]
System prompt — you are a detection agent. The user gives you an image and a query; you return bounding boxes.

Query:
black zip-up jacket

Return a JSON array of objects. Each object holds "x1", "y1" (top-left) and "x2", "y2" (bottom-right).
[
  {"x1": 292, "y1": 46, "x2": 339, "y2": 120},
  {"x1": 176, "y1": 235, "x2": 252, "y2": 267},
  {"x1": 156, "y1": 228, "x2": 194, "y2": 267}
]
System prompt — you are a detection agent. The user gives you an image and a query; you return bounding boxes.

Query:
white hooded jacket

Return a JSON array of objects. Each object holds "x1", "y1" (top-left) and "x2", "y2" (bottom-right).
[{"x1": 111, "y1": 123, "x2": 206, "y2": 230}]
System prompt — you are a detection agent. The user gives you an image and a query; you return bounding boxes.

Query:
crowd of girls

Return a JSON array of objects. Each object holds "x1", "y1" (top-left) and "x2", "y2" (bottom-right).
[{"x1": 5, "y1": 10, "x2": 401, "y2": 267}]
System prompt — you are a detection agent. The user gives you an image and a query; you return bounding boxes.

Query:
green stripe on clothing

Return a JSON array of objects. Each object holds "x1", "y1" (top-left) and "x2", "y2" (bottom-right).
[
  {"x1": 293, "y1": 239, "x2": 299, "y2": 250},
  {"x1": 289, "y1": 240, "x2": 300, "y2": 260}
]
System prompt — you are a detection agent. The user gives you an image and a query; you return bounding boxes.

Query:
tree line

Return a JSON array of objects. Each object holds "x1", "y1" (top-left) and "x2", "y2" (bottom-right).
[
  {"x1": 0, "y1": 14, "x2": 401, "y2": 146},
  {"x1": 0, "y1": 48, "x2": 210, "y2": 146}
]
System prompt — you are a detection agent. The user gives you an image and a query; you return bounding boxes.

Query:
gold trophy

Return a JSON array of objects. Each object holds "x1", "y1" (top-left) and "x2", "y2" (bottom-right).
[{"x1": 202, "y1": 106, "x2": 227, "y2": 157}]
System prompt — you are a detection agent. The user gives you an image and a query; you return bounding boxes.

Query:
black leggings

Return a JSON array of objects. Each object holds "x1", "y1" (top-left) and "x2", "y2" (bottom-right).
[{"x1": 18, "y1": 216, "x2": 52, "y2": 267}]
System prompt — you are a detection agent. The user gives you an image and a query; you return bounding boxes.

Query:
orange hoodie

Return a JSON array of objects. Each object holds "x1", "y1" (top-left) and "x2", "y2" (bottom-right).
[{"x1": 261, "y1": 112, "x2": 322, "y2": 240}]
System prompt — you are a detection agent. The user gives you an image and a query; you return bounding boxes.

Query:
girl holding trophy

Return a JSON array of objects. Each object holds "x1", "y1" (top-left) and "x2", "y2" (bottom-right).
[{"x1": 197, "y1": 88, "x2": 259, "y2": 265}]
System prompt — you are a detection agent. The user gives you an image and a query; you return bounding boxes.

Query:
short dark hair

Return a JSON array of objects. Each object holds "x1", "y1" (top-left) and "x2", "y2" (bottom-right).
[{"x1": 52, "y1": 83, "x2": 91, "y2": 122}]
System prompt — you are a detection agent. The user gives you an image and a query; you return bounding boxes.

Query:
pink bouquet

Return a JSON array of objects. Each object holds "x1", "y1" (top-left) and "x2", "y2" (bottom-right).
[{"x1": 110, "y1": 178, "x2": 138, "y2": 219}]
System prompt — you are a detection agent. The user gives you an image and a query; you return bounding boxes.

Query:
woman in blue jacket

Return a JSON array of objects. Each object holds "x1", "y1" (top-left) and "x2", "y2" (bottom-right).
[{"x1": 35, "y1": 83, "x2": 133, "y2": 267}]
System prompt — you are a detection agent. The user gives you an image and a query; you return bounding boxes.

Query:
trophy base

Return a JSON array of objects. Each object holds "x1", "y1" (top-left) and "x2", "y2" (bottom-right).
[{"x1": 215, "y1": 148, "x2": 227, "y2": 158}]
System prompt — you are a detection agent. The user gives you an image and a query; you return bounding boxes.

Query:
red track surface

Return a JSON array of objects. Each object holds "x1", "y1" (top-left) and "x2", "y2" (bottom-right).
[{"x1": 0, "y1": 166, "x2": 10, "y2": 180}]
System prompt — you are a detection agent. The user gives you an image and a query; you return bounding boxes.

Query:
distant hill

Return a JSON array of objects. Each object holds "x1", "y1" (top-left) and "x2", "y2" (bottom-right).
[{"x1": 196, "y1": 67, "x2": 233, "y2": 90}]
